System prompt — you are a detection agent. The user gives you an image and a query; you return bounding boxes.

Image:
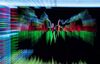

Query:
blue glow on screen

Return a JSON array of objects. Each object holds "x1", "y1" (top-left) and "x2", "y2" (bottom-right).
[{"x1": 0, "y1": 0, "x2": 100, "y2": 8}]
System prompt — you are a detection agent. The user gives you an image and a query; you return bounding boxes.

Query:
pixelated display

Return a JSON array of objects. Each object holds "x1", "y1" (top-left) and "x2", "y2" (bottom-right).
[
  {"x1": 11, "y1": 7, "x2": 97, "y2": 64},
  {"x1": 0, "y1": 6, "x2": 99, "y2": 64}
]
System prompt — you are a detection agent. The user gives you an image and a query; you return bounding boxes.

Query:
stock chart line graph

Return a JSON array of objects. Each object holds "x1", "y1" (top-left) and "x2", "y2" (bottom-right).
[
  {"x1": 0, "y1": 7, "x2": 97, "y2": 64},
  {"x1": 16, "y1": 8, "x2": 96, "y2": 45}
]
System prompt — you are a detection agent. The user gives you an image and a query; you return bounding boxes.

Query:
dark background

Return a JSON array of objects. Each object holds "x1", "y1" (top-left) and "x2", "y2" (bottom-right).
[{"x1": 18, "y1": 7, "x2": 100, "y2": 64}]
